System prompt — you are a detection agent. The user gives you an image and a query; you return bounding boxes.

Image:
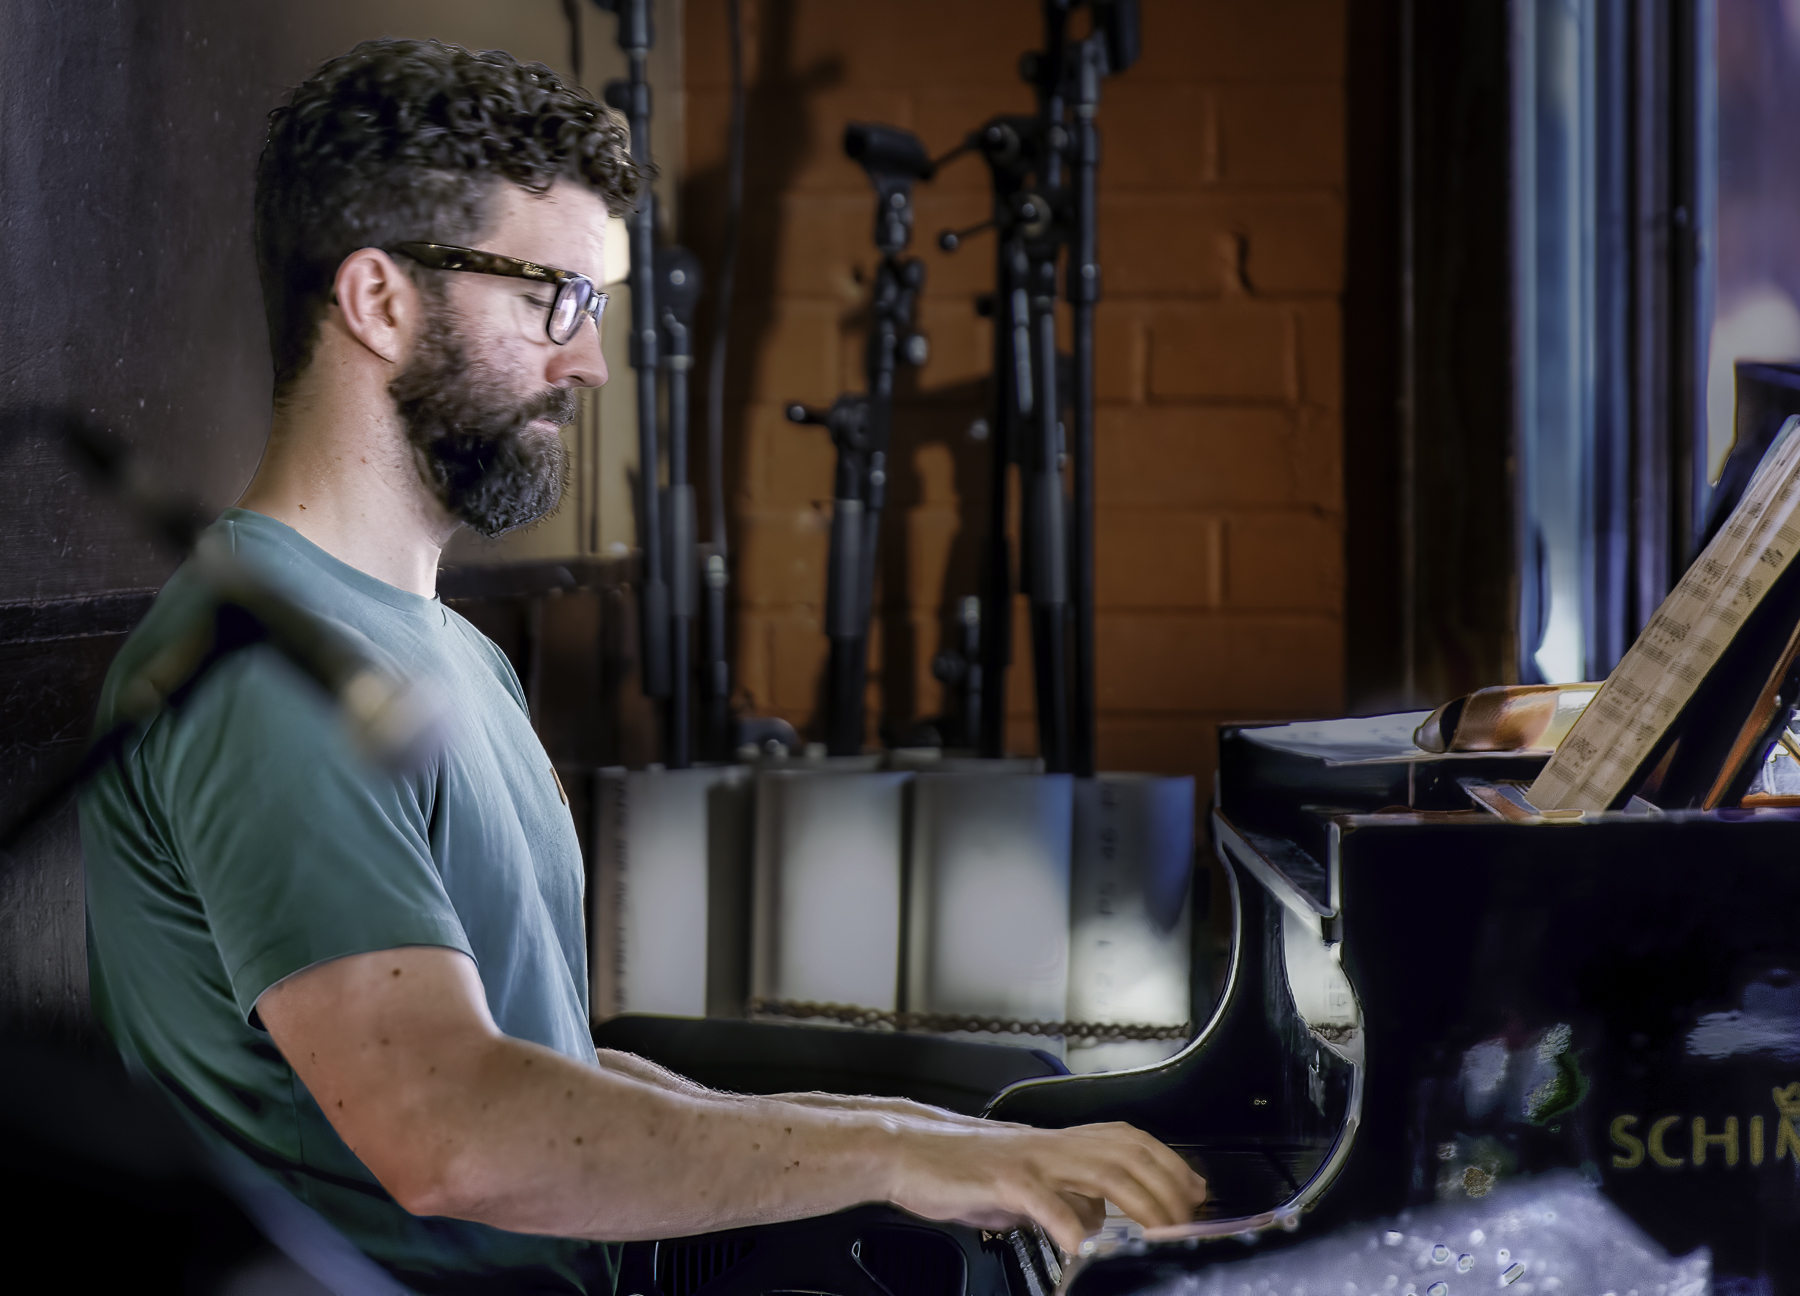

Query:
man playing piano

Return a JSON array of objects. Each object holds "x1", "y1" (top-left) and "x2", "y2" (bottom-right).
[{"x1": 77, "y1": 39, "x2": 1205, "y2": 1293}]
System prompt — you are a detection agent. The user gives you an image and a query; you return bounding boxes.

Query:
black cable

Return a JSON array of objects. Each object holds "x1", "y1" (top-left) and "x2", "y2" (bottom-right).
[{"x1": 705, "y1": 0, "x2": 746, "y2": 562}]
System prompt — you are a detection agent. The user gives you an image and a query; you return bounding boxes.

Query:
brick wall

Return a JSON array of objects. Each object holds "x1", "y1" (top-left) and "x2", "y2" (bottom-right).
[{"x1": 684, "y1": 0, "x2": 1346, "y2": 787}]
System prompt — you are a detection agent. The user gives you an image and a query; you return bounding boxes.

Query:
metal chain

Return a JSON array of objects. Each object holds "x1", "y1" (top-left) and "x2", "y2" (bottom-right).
[{"x1": 749, "y1": 998, "x2": 1191, "y2": 1044}]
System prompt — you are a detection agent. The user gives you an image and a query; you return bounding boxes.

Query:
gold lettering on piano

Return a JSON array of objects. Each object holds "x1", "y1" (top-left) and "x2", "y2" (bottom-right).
[
  {"x1": 1648, "y1": 1115, "x2": 1685, "y2": 1167},
  {"x1": 1606, "y1": 1088, "x2": 1800, "y2": 1173},
  {"x1": 1692, "y1": 1115, "x2": 1738, "y2": 1167},
  {"x1": 1610, "y1": 1114, "x2": 1644, "y2": 1169},
  {"x1": 1774, "y1": 1083, "x2": 1800, "y2": 1160}
]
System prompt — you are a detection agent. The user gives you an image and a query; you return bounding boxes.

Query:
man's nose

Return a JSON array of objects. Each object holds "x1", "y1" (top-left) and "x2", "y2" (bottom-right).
[{"x1": 546, "y1": 322, "x2": 607, "y2": 389}]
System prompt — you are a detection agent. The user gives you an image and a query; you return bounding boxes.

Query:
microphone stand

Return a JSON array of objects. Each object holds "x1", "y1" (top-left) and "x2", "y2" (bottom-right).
[
  {"x1": 698, "y1": 0, "x2": 747, "y2": 763},
  {"x1": 598, "y1": 0, "x2": 670, "y2": 721},
  {"x1": 939, "y1": 119, "x2": 1037, "y2": 760},
  {"x1": 1064, "y1": 2, "x2": 1138, "y2": 779},
  {"x1": 788, "y1": 124, "x2": 933, "y2": 756},
  {"x1": 656, "y1": 247, "x2": 702, "y2": 767},
  {"x1": 939, "y1": 2, "x2": 1138, "y2": 773},
  {"x1": 1066, "y1": 38, "x2": 1100, "y2": 779},
  {"x1": 946, "y1": 115, "x2": 1068, "y2": 770}
]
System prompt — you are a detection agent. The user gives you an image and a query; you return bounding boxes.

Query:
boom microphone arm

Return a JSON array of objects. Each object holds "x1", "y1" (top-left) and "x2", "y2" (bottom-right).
[{"x1": 0, "y1": 413, "x2": 443, "y2": 860}]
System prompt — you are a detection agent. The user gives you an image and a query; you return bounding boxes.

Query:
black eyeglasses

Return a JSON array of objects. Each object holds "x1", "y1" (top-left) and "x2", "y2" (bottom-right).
[{"x1": 389, "y1": 242, "x2": 608, "y2": 345}]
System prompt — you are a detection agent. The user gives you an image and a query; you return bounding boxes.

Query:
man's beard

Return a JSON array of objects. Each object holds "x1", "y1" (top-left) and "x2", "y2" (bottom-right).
[{"x1": 388, "y1": 311, "x2": 575, "y2": 538}]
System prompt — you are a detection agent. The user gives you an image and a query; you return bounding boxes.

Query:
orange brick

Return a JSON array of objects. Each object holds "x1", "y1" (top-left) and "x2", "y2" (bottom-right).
[
  {"x1": 1095, "y1": 715, "x2": 1219, "y2": 784},
  {"x1": 1101, "y1": 83, "x2": 1215, "y2": 191},
  {"x1": 913, "y1": 191, "x2": 999, "y2": 294},
  {"x1": 737, "y1": 611, "x2": 775, "y2": 715},
  {"x1": 909, "y1": 439, "x2": 960, "y2": 505},
  {"x1": 1097, "y1": 511, "x2": 1223, "y2": 610},
  {"x1": 1095, "y1": 612, "x2": 1342, "y2": 714},
  {"x1": 785, "y1": 0, "x2": 1038, "y2": 90},
  {"x1": 779, "y1": 90, "x2": 918, "y2": 194},
  {"x1": 903, "y1": 504, "x2": 963, "y2": 609},
  {"x1": 1292, "y1": 407, "x2": 1343, "y2": 510},
  {"x1": 1215, "y1": 84, "x2": 1346, "y2": 186},
  {"x1": 912, "y1": 88, "x2": 1039, "y2": 190},
  {"x1": 742, "y1": 404, "x2": 838, "y2": 507},
  {"x1": 913, "y1": 298, "x2": 993, "y2": 392},
  {"x1": 1101, "y1": 193, "x2": 1344, "y2": 298},
  {"x1": 687, "y1": 90, "x2": 732, "y2": 177},
  {"x1": 767, "y1": 613, "x2": 829, "y2": 715},
  {"x1": 1240, "y1": 195, "x2": 1345, "y2": 296},
  {"x1": 1131, "y1": 0, "x2": 1346, "y2": 84},
  {"x1": 837, "y1": 319, "x2": 869, "y2": 391},
  {"x1": 1005, "y1": 594, "x2": 1034, "y2": 717},
  {"x1": 1094, "y1": 302, "x2": 1147, "y2": 404},
  {"x1": 1224, "y1": 511, "x2": 1344, "y2": 613},
  {"x1": 685, "y1": 0, "x2": 735, "y2": 91},
  {"x1": 1101, "y1": 197, "x2": 1231, "y2": 298},
  {"x1": 685, "y1": 88, "x2": 912, "y2": 203},
  {"x1": 735, "y1": 506, "x2": 830, "y2": 608},
  {"x1": 1148, "y1": 303, "x2": 1294, "y2": 402},
  {"x1": 1096, "y1": 406, "x2": 1298, "y2": 508},
  {"x1": 900, "y1": 609, "x2": 949, "y2": 720},
  {"x1": 773, "y1": 193, "x2": 884, "y2": 298},
  {"x1": 741, "y1": 300, "x2": 841, "y2": 404},
  {"x1": 1296, "y1": 301, "x2": 1342, "y2": 408},
  {"x1": 888, "y1": 407, "x2": 992, "y2": 494}
]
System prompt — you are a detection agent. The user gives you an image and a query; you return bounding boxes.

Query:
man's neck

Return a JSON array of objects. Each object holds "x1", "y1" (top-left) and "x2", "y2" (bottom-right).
[{"x1": 235, "y1": 385, "x2": 455, "y2": 599}]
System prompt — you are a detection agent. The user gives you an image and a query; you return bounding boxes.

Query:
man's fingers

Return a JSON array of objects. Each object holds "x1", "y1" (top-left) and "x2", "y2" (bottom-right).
[
  {"x1": 1057, "y1": 1190, "x2": 1106, "y2": 1235},
  {"x1": 1093, "y1": 1122, "x2": 1206, "y2": 1195},
  {"x1": 1072, "y1": 1124, "x2": 1208, "y2": 1221},
  {"x1": 1034, "y1": 1137, "x2": 1194, "y2": 1229},
  {"x1": 1022, "y1": 1186, "x2": 1095, "y2": 1255},
  {"x1": 1058, "y1": 1159, "x2": 1181, "y2": 1230}
]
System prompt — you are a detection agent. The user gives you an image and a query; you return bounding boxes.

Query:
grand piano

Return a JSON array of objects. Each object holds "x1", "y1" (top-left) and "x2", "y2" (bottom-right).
[
  {"x1": 598, "y1": 367, "x2": 1800, "y2": 1295},
  {"x1": 604, "y1": 714, "x2": 1800, "y2": 1295}
]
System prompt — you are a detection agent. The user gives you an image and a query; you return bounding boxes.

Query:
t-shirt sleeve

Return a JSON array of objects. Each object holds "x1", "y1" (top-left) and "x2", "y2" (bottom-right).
[{"x1": 154, "y1": 645, "x2": 473, "y2": 1023}]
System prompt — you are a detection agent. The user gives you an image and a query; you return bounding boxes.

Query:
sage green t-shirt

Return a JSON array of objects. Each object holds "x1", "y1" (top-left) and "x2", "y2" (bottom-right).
[{"x1": 80, "y1": 509, "x2": 615, "y2": 1295}]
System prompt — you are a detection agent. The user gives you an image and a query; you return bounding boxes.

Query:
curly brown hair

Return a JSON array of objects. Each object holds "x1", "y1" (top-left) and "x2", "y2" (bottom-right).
[{"x1": 255, "y1": 38, "x2": 640, "y2": 397}]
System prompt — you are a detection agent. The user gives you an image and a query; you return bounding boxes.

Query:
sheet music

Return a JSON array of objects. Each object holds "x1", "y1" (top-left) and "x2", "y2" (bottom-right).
[{"x1": 1528, "y1": 421, "x2": 1800, "y2": 811}]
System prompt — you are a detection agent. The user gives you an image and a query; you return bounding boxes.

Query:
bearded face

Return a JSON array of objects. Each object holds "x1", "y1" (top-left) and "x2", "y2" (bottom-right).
[{"x1": 387, "y1": 307, "x2": 575, "y2": 538}]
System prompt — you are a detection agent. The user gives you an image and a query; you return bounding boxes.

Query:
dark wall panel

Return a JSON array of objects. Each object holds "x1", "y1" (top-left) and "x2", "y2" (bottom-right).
[
  {"x1": 0, "y1": 1, "x2": 293, "y2": 1040},
  {"x1": 0, "y1": 2, "x2": 284, "y2": 606}
]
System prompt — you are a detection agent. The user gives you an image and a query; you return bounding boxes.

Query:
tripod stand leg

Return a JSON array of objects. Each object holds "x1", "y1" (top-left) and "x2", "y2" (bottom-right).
[
  {"x1": 1030, "y1": 603, "x2": 1070, "y2": 774},
  {"x1": 824, "y1": 494, "x2": 867, "y2": 755},
  {"x1": 827, "y1": 635, "x2": 868, "y2": 755}
]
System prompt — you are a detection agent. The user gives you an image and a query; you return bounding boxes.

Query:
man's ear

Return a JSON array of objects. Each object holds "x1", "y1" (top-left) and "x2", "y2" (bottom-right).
[{"x1": 331, "y1": 248, "x2": 418, "y2": 366}]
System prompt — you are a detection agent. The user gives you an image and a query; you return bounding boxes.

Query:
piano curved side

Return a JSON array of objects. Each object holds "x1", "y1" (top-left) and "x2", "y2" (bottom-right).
[{"x1": 985, "y1": 821, "x2": 1364, "y2": 1262}]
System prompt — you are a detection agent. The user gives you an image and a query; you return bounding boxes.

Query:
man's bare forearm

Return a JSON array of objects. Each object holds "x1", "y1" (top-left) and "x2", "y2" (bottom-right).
[
  {"x1": 596, "y1": 1046, "x2": 724, "y2": 1099},
  {"x1": 265, "y1": 947, "x2": 1207, "y2": 1253},
  {"x1": 409, "y1": 1036, "x2": 899, "y2": 1240},
  {"x1": 596, "y1": 1048, "x2": 987, "y2": 1127}
]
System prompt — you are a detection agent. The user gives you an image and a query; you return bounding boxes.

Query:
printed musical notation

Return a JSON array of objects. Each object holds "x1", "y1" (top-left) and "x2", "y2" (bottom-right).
[{"x1": 1529, "y1": 423, "x2": 1800, "y2": 811}]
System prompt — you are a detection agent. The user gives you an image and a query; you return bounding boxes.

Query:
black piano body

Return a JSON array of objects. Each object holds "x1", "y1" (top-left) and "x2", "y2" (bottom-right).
[{"x1": 1053, "y1": 715, "x2": 1800, "y2": 1294}]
